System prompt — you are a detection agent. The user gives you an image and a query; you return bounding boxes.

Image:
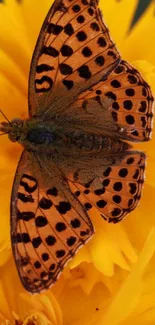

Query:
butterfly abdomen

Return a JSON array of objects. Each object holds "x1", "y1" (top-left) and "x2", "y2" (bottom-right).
[{"x1": 70, "y1": 130, "x2": 131, "y2": 153}]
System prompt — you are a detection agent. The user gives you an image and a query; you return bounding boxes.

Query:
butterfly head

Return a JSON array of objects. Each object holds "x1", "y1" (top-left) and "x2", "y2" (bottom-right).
[{"x1": 0, "y1": 118, "x2": 23, "y2": 142}]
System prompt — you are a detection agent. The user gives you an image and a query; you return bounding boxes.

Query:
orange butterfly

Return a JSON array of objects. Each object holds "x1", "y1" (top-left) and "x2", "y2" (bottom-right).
[{"x1": 0, "y1": 0, "x2": 154, "y2": 293}]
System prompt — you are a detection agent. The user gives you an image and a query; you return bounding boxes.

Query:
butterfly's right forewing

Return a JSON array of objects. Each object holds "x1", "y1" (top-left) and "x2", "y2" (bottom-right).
[{"x1": 11, "y1": 151, "x2": 93, "y2": 293}]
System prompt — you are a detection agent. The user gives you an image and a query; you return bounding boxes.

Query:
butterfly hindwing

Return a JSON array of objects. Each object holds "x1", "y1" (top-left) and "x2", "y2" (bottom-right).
[
  {"x1": 68, "y1": 151, "x2": 146, "y2": 223},
  {"x1": 11, "y1": 151, "x2": 94, "y2": 293},
  {"x1": 28, "y1": 0, "x2": 120, "y2": 117}
]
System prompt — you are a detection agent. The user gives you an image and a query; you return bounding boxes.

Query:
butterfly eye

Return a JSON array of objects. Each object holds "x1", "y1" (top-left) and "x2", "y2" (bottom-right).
[{"x1": 8, "y1": 133, "x2": 20, "y2": 142}]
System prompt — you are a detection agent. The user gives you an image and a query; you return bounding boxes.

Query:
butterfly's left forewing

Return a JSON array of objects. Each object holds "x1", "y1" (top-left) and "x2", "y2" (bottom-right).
[
  {"x1": 11, "y1": 151, "x2": 94, "y2": 293},
  {"x1": 28, "y1": 0, "x2": 120, "y2": 117}
]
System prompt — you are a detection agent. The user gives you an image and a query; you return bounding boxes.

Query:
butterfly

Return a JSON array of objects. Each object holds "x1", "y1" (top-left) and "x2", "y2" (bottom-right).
[{"x1": 0, "y1": 0, "x2": 154, "y2": 293}]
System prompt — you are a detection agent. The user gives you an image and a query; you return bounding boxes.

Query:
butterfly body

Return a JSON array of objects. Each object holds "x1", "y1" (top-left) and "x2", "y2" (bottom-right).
[
  {"x1": 1, "y1": 117, "x2": 131, "y2": 157},
  {"x1": 0, "y1": 0, "x2": 154, "y2": 293}
]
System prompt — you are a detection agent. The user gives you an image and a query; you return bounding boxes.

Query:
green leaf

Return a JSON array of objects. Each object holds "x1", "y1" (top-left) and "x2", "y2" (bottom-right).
[{"x1": 129, "y1": 0, "x2": 153, "y2": 32}]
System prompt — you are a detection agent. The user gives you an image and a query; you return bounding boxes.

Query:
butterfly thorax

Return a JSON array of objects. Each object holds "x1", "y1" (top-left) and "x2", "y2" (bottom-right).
[{"x1": 0, "y1": 118, "x2": 65, "y2": 152}]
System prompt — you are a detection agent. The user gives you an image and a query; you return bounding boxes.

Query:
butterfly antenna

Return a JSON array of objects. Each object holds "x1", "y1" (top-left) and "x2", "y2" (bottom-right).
[{"x1": 0, "y1": 109, "x2": 12, "y2": 125}]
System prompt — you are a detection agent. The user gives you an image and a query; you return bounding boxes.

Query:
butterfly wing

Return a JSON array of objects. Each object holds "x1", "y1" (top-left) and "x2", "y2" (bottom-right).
[
  {"x1": 28, "y1": 0, "x2": 153, "y2": 140},
  {"x1": 11, "y1": 150, "x2": 93, "y2": 293},
  {"x1": 16, "y1": 0, "x2": 153, "y2": 293},
  {"x1": 28, "y1": 0, "x2": 120, "y2": 117},
  {"x1": 63, "y1": 60, "x2": 154, "y2": 142},
  {"x1": 67, "y1": 150, "x2": 146, "y2": 223}
]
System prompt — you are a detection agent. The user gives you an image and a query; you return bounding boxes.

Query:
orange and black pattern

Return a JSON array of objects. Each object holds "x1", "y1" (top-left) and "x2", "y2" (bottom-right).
[
  {"x1": 10, "y1": 0, "x2": 154, "y2": 293},
  {"x1": 74, "y1": 60, "x2": 154, "y2": 141},
  {"x1": 11, "y1": 152, "x2": 93, "y2": 293},
  {"x1": 28, "y1": 0, "x2": 120, "y2": 115},
  {"x1": 69, "y1": 151, "x2": 146, "y2": 223}
]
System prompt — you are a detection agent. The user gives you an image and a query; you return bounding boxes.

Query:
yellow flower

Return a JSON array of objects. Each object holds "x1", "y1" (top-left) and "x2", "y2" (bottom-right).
[
  {"x1": 0, "y1": 0, "x2": 155, "y2": 324},
  {"x1": 0, "y1": 229, "x2": 155, "y2": 325},
  {"x1": 0, "y1": 259, "x2": 62, "y2": 325},
  {"x1": 55, "y1": 229, "x2": 155, "y2": 325}
]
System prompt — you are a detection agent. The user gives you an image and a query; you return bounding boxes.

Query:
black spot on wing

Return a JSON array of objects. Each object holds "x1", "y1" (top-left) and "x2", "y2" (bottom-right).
[
  {"x1": 17, "y1": 210, "x2": 35, "y2": 221},
  {"x1": 59, "y1": 63, "x2": 73, "y2": 75},
  {"x1": 96, "y1": 200, "x2": 107, "y2": 208},
  {"x1": 71, "y1": 218, "x2": 81, "y2": 228},
  {"x1": 35, "y1": 216, "x2": 48, "y2": 227},
  {"x1": 113, "y1": 182, "x2": 122, "y2": 191},
  {"x1": 125, "y1": 88, "x2": 135, "y2": 97},
  {"x1": 22, "y1": 174, "x2": 36, "y2": 182},
  {"x1": 47, "y1": 187, "x2": 58, "y2": 197},
  {"x1": 64, "y1": 23, "x2": 74, "y2": 36},
  {"x1": 77, "y1": 15, "x2": 85, "y2": 23},
  {"x1": 18, "y1": 192, "x2": 34, "y2": 203},
  {"x1": 80, "y1": 229, "x2": 90, "y2": 236},
  {"x1": 129, "y1": 183, "x2": 137, "y2": 194},
  {"x1": 34, "y1": 261, "x2": 41, "y2": 269},
  {"x1": 41, "y1": 46, "x2": 59, "y2": 57},
  {"x1": 125, "y1": 115, "x2": 135, "y2": 125},
  {"x1": 111, "y1": 208, "x2": 122, "y2": 217},
  {"x1": 13, "y1": 233, "x2": 31, "y2": 244},
  {"x1": 56, "y1": 201, "x2": 71, "y2": 214},
  {"x1": 20, "y1": 174, "x2": 38, "y2": 194},
  {"x1": 35, "y1": 76, "x2": 53, "y2": 93},
  {"x1": 47, "y1": 23, "x2": 63, "y2": 35},
  {"x1": 32, "y1": 237, "x2": 42, "y2": 248},
  {"x1": 94, "y1": 188, "x2": 105, "y2": 195},
  {"x1": 113, "y1": 195, "x2": 121, "y2": 204},
  {"x1": 95, "y1": 56, "x2": 105, "y2": 66},
  {"x1": 56, "y1": 250, "x2": 66, "y2": 258},
  {"x1": 49, "y1": 263, "x2": 56, "y2": 271},
  {"x1": 39, "y1": 197, "x2": 52, "y2": 210},
  {"x1": 90, "y1": 22, "x2": 100, "y2": 31},
  {"x1": 42, "y1": 253, "x2": 49, "y2": 261},
  {"x1": 88, "y1": 7, "x2": 94, "y2": 15},
  {"x1": 78, "y1": 65, "x2": 91, "y2": 79},
  {"x1": 62, "y1": 79, "x2": 74, "y2": 90},
  {"x1": 56, "y1": 222, "x2": 67, "y2": 232},
  {"x1": 103, "y1": 167, "x2": 112, "y2": 177},
  {"x1": 123, "y1": 100, "x2": 133, "y2": 110},
  {"x1": 36, "y1": 64, "x2": 54, "y2": 73},
  {"x1": 84, "y1": 202, "x2": 92, "y2": 210},
  {"x1": 97, "y1": 36, "x2": 107, "y2": 47},
  {"x1": 118, "y1": 168, "x2": 128, "y2": 178},
  {"x1": 72, "y1": 4, "x2": 81, "y2": 12},
  {"x1": 76, "y1": 31, "x2": 87, "y2": 41},
  {"x1": 60, "y1": 45, "x2": 73, "y2": 57},
  {"x1": 46, "y1": 235, "x2": 56, "y2": 246},
  {"x1": 67, "y1": 236, "x2": 77, "y2": 246},
  {"x1": 82, "y1": 46, "x2": 92, "y2": 57}
]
